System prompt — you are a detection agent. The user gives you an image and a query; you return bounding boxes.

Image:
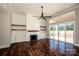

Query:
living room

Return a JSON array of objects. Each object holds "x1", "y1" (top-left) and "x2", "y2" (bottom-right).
[{"x1": 0, "y1": 3, "x2": 79, "y2": 56}]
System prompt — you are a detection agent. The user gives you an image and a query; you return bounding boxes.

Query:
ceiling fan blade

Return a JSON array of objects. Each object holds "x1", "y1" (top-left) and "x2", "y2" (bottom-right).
[
  {"x1": 38, "y1": 17, "x2": 41, "y2": 20},
  {"x1": 44, "y1": 16, "x2": 52, "y2": 18},
  {"x1": 43, "y1": 17, "x2": 46, "y2": 20},
  {"x1": 37, "y1": 17, "x2": 46, "y2": 20}
]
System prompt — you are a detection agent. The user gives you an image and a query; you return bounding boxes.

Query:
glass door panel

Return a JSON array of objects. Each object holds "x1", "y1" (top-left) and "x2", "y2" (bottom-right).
[
  {"x1": 49, "y1": 25, "x2": 56, "y2": 49},
  {"x1": 66, "y1": 23, "x2": 74, "y2": 52},
  {"x1": 49, "y1": 25, "x2": 58, "y2": 49},
  {"x1": 54, "y1": 25, "x2": 58, "y2": 40},
  {"x1": 66, "y1": 23, "x2": 74, "y2": 44},
  {"x1": 58, "y1": 24, "x2": 65, "y2": 53},
  {"x1": 49, "y1": 25, "x2": 54, "y2": 39},
  {"x1": 53, "y1": 25, "x2": 59, "y2": 49}
]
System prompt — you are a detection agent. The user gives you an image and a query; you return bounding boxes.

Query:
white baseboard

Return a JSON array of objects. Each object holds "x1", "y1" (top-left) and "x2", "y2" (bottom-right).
[{"x1": 0, "y1": 44, "x2": 10, "y2": 49}]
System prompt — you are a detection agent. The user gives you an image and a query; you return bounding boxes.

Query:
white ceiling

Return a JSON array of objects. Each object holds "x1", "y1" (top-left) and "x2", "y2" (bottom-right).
[
  {"x1": 0, "y1": 3, "x2": 77, "y2": 16},
  {"x1": 10, "y1": 3, "x2": 76, "y2": 16},
  {"x1": 49, "y1": 11, "x2": 75, "y2": 24},
  {"x1": 0, "y1": 4, "x2": 10, "y2": 13}
]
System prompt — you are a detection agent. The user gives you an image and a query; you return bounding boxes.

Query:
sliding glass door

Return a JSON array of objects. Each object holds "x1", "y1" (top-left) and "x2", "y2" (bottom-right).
[{"x1": 49, "y1": 21, "x2": 74, "y2": 52}]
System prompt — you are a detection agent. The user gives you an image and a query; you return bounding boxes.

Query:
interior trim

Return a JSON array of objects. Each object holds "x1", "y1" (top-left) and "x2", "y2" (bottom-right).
[{"x1": 28, "y1": 30, "x2": 40, "y2": 32}]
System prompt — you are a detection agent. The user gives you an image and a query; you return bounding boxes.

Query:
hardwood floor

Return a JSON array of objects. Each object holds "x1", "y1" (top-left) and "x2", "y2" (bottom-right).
[{"x1": 0, "y1": 39, "x2": 79, "y2": 56}]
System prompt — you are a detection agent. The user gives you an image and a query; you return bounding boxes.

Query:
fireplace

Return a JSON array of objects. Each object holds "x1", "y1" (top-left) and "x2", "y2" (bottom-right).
[{"x1": 30, "y1": 35, "x2": 37, "y2": 41}]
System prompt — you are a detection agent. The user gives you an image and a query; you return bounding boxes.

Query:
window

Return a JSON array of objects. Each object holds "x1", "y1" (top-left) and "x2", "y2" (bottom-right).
[
  {"x1": 66, "y1": 24, "x2": 74, "y2": 31},
  {"x1": 49, "y1": 25, "x2": 56, "y2": 38},
  {"x1": 66, "y1": 23, "x2": 74, "y2": 44},
  {"x1": 50, "y1": 26, "x2": 56, "y2": 31},
  {"x1": 58, "y1": 24, "x2": 65, "y2": 31}
]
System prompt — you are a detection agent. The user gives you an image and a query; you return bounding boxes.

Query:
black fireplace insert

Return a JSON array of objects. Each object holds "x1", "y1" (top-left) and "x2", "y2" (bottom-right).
[{"x1": 30, "y1": 35, "x2": 37, "y2": 41}]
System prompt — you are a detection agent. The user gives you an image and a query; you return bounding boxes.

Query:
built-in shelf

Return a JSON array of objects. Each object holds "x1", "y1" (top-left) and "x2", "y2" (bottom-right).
[
  {"x1": 40, "y1": 29, "x2": 46, "y2": 31},
  {"x1": 28, "y1": 30, "x2": 39, "y2": 32},
  {"x1": 40, "y1": 26, "x2": 46, "y2": 28},
  {"x1": 11, "y1": 29, "x2": 26, "y2": 31},
  {"x1": 40, "y1": 26, "x2": 46, "y2": 31},
  {"x1": 11, "y1": 24, "x2": 26, "y2": 31},
  {"x1": 11, "y1": 24, "x2": 26, "y2": 27}
]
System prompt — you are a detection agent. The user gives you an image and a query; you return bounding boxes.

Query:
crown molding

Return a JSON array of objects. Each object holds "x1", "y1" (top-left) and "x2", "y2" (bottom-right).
[{"x1": 51, "y1": 4, "x2": 79, "y2": 18}]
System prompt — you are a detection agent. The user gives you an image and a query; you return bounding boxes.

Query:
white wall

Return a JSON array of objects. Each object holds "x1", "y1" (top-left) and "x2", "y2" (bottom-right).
[
  {"x1": 11, "y1": 12, "x2": 26, "y2": 43},
  {"x1": 0, "y1": 11, "x2": 48, "y2": 49},
  {"x1": 26, "y1": 13, "x2": 40, "y2": 41},
  {"x1": 12, "y1": 13, "x2": 26, "y2": 25},
  {"x1": 26, "y1": 13, "x2": 40, "y2": 30},
  {"x1": 39, "y1": 20, "x2": 47, "y2": 39},
  {"x1": 0, "y1": 12, "x2": 11, "y2": 48},
  {"x1": 74, "y1": 8, "x2": 79, "y2": 46}
]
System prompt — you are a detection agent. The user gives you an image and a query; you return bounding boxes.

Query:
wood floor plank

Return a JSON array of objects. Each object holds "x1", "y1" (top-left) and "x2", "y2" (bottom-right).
[{"x1": 0, "y1": 39, "x2": 78, "y2": 56}]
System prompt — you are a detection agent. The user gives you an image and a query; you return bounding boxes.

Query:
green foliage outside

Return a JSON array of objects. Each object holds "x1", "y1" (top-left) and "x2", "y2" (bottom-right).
[
  {"x1": 50, "y1": 24, "x2": 74, "y2": 31},
  {"x1": 50, "y1": 26, "x2": 56, "y2": 31},
  {"x1": 66, "y1": 24, "x2": 74, "y2": 31}
]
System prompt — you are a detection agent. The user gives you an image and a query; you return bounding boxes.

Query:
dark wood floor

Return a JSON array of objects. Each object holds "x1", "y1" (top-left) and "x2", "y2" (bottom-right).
[{"x1": 0, "y1": 39, "x2": 79, "y2": 56}]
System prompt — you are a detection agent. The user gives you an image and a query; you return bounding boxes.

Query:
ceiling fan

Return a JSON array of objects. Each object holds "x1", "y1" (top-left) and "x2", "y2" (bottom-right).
[{"x1": 34, "y1": 6, "x2": 52, "y2": 20}]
